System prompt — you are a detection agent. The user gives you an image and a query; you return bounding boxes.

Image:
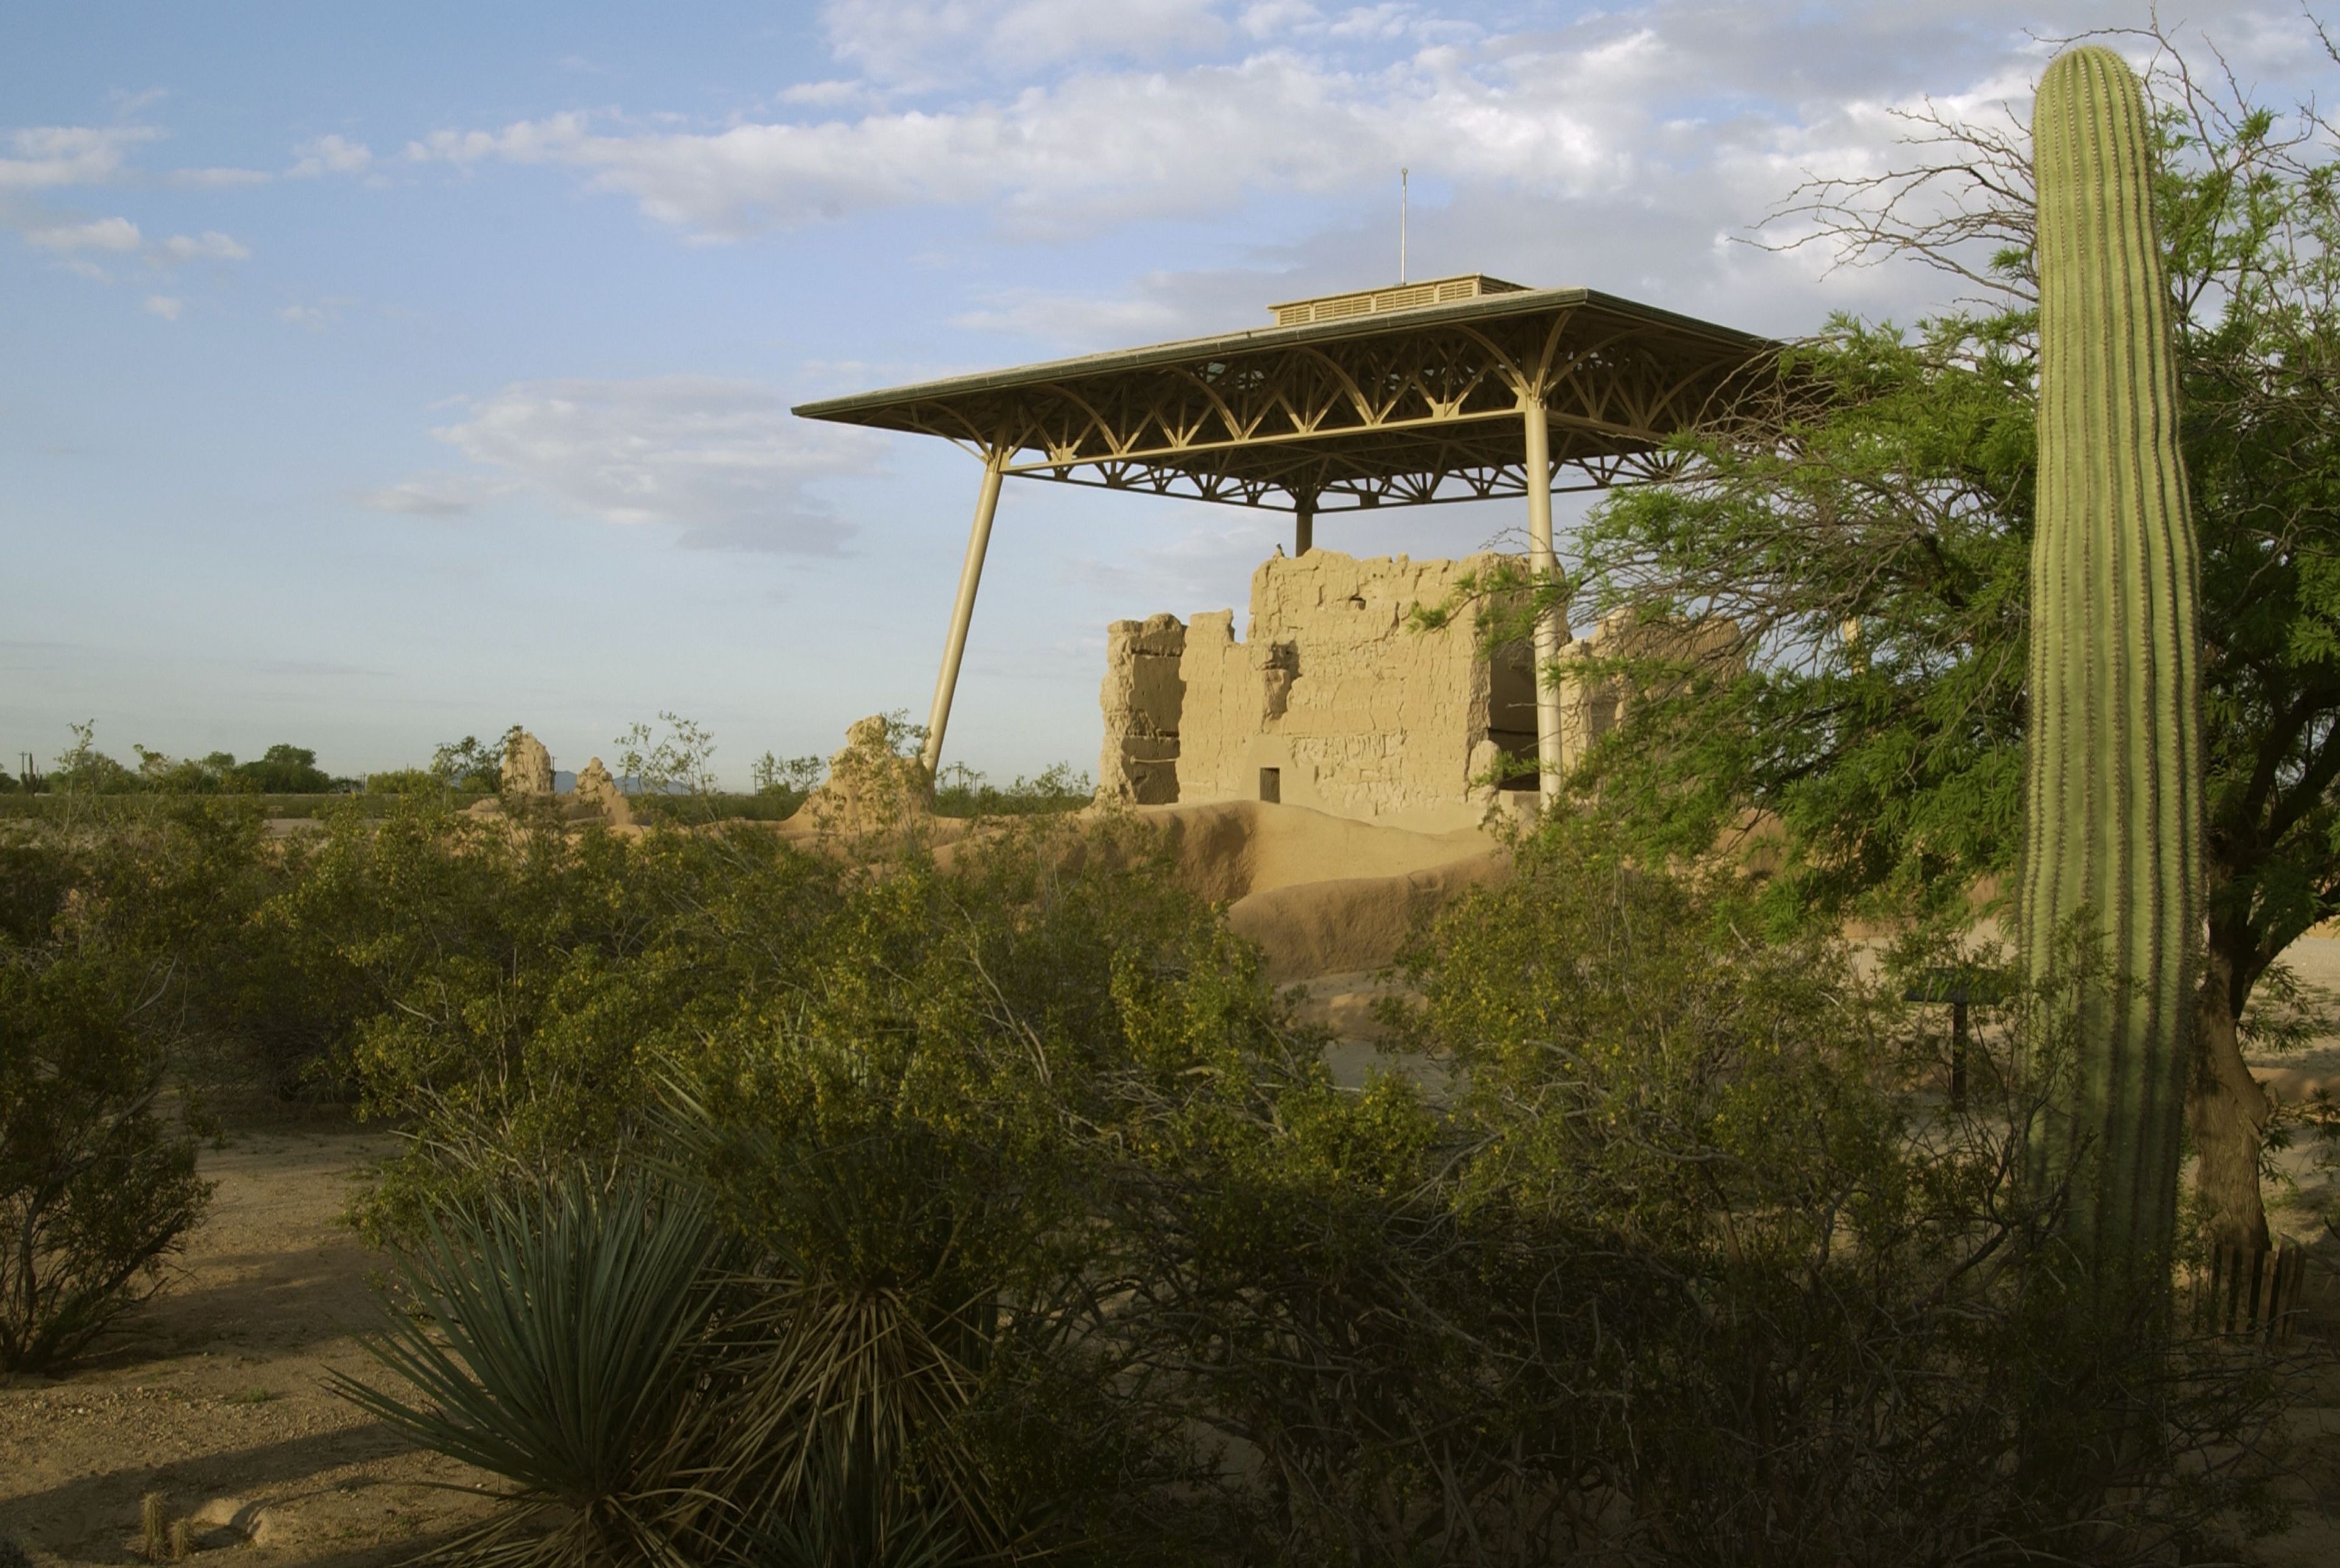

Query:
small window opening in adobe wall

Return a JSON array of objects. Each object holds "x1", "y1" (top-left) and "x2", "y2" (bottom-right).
[{"x1": 1259, "y1": 767, "x2": 1281, "y2": 804}]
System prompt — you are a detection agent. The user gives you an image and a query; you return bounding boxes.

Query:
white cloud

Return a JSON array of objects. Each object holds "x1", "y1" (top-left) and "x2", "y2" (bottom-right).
[
  {"x1": 143, "y1": 294, "x2": 182, "y2": 319},
  {"x1": 776, "y1": 79, "x2": 873, "y2": 108},
  {"x1": 289, "y1": 133, "x2": 374, "y2": 177},
  {"x1": 1063, "y1": 512, "x2": 1286, "y2": 606},
  {"x1": 355, "y1": 473, "x2": 513, "y2": 516},
  {"x1": 403, "y1": 51, "x2": 1540, "y2": 239},
  {"x1": 393, "y1": 1, "x2": 2318, "y2": 263},
  {"x1": 824, "y1": 0, "x2": 1228, "y2": 83},
  {"x1": 278, "y1": 301, "x2": 336, "y2": 330},
  {"x1": 169, "y1": 166, "x2": 271, "y2": 188},
  {"x1": 1238, "y1": 1, "x2": 1322, "y2": 38},
  {"x1": 953, "y1": 289, "x2": 1186, "y2": 346},
  {"x1": 950, "y1": 265, "x2": 1292, "y2": 348},
  {"x1": 1324, "y1": 4, "x2": 1425, "y2": 43},
  {"x1": 0, "y1": 125, "x2": 158, "y2": 190},
  {"x1": 28, "y1": 216, "x2": 142, "y2": 252},
  {"x1": 365, "y1": 377, "x2": 888, "y2": 553},
  {"x1": 160, "y1": 230, "x2": 250, "y2": 261},
  {"x1": 386, "y1": 12, "x2": 1947, "y2": 243}
]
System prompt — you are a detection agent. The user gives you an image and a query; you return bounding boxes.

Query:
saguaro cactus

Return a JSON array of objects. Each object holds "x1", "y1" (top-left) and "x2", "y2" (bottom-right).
[{"x1": 2023, "y1": 46, "x2": 2203, "y2": 1280}]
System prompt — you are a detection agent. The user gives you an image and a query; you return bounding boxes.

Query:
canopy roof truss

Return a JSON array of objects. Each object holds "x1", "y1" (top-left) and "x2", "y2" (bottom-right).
[
  {"x1": 795, "y1": 286, "x2": 1770, "y2": 513},
  {"x1": 790, "y1": 282, "x2": 1770, "y2": 800}
]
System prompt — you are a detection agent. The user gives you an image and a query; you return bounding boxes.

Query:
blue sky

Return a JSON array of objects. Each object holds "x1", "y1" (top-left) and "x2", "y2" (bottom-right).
[{"x1": 3, "y1": 1, "x2": 2330, "y2": 785}]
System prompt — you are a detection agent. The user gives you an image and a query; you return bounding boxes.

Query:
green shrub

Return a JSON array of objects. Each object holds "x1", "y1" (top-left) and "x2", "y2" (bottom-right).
[
  {"x1": 0, "y1": 824, "x2": 214, "y2": 1372},
  {"x1": 669, "y1": 824, "x2": 1260, "y2": 1558},
  {"x1": 329, "y1": 812, "x2": 1258, "y2": 1558},
  {"x1": 227, "y1": 743, "x2": 339, "y2": 793},
  {"x1": 1300, "y1": 818, "x2": 2285, "y2": 1564},
  {"x1": 46, "y1": 722, "x2": 141, "y2": 796},
  {"x1": 363, "y1": 767, "x2": 447, "y2": 795},
  {"x1": 930, "y1": 761, "x2": 1093, "y2": 818},
  {"x1": 429, "y1": 730, "x2": 519, "y2": 793},
  {"x1": 269, "y1": 794, "x2": 847, "y2": 1232},
  {"x1": 339, "y1": 1152, "x2": 1058, "y2": 1568},
  {"x1": 748, "y1": 750, "x2": 826, "y2": 820},
  {"x1": 131, "y1": 747, "x2": 238, "y2": 794},
  {"x1": 327, "y1": 811, "x2": 2296, "y2": 1564},
  {"x1": 33, "y1": 795, "x2": 344, "y2": 1099},
  {"x1": 43, "y1": 728, "x2": 349, "y2": 797}
]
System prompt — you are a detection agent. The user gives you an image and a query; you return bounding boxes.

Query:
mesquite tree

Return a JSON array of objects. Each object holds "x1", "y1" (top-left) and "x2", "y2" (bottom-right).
[
  {"x1": 2021, "y1": 46, "x2": 2203, "y2": 1274},
  {"x1": 1567, "y1": 20, "x2": 2340, "y2": 1251}
]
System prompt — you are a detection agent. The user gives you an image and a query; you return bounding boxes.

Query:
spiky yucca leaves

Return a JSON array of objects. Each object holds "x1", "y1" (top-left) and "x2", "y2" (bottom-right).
[
  {"x1": 335, "y1": 1158, "x2": 994, "y2": 1568},
  {"x1": 332, "y1": 1171, "x2": 740, "y2": 1568},
  {"x1": 2023, "y1": 45, "x2": 2204, "y2": 1286}
]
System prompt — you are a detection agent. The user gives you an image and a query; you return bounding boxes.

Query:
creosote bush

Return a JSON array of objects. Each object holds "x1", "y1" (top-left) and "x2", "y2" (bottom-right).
[
  {"x1": 0, "y1": 804, "x2": 229, "y2": 1372},
  {"x1": 328, "y1": 805, "x2": 2295, "y2": 1566}
]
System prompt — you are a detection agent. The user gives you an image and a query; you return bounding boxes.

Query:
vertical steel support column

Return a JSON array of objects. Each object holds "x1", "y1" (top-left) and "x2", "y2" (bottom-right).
[
  {"x1": 921, "y1": 453, "x2": 1005, "y2": 777},
  {"x1": 1294, "y1": 490, "x2": 1315, "y2": 556},
  {"x1": 1523, "y1": 396, "x2": 1564, "y2": 809}
]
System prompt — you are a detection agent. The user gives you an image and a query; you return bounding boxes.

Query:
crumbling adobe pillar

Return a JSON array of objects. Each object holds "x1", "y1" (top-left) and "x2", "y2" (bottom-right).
[{"x1": 1098, "y1": 612, "x2": 1187, "y2": 803}]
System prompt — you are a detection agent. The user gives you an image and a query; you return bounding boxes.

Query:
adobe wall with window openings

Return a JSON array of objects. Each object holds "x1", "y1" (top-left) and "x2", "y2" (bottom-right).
[{"x1": 1098, "y1": 549, "x2": 1740, "y2": 833}]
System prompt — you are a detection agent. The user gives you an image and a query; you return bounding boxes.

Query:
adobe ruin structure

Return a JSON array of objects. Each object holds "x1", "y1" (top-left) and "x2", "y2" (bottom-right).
[
  {"x1": 795, "y1": 275, "x2": 1768, "y2": 828},
  {"x1": 1097, "y1": 550, "x2": 1531, "y2": 831},
  {"x1": 1097, "y1": 549, "x2": 1742, "y2": 832}
]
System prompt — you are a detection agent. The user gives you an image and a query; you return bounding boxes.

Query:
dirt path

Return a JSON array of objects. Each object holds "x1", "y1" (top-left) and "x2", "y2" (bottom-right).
[{"x1": 0, "y1": 1113, "x2": 493, "y2": 1566}]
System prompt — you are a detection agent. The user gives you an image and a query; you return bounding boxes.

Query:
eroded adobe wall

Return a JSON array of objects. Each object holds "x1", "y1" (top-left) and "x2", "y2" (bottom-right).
[
  {"x1": 1097, "y1": 556, "x2": 1737, "y2": 828},
  {"x1": 1173, "y1": 550, "x2": 1535, "y2": 832},
  {"x1": 1096, "y1": 612, "x2": 1187, "y2": 804},
  {"x1": 1177, "y1": 609, "x2": 1246, "y2": 803}
]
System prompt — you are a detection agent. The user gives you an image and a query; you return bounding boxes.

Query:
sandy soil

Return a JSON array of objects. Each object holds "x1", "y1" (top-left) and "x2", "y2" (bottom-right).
[{"x1": 0, "y1": 1109, "x2": 494, "y2": 1566}]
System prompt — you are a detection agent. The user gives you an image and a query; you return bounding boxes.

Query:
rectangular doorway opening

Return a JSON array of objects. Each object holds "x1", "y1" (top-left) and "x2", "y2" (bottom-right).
[
  {"x1": 1487, "y1": 640, "x2": 1541, "y2": 791},
  {"x1": 1259, "y1": 767, "x2": 1281, "y2": 804}
]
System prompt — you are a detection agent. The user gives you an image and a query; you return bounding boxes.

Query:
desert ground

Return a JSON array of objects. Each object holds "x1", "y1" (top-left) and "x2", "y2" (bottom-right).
[
  {"x1": 5, "y1": 835, "x2": 2340, "y2": 1564},
  {"x1": 0, "y1": 1104, "x2": 497, "y2": 1565}
]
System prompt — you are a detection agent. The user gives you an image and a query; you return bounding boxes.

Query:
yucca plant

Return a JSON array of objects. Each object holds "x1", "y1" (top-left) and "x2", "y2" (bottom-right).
[
  {"x1": 2021, "y1": 44, "x2": 2204, "y2": 1289},
  {"x1": 668, "y1": 1092, "x2": 1032, "y2": 1565},
  {"x1": 337, "y1": 1115, "x2": 1043, "y2": 1566},
  {"x1": 706, "y1": 1279, "x2": 987, "y2": 1568},
  {"x1": 332, "y1": 1169, "x2": 740, "y2": 1567}
]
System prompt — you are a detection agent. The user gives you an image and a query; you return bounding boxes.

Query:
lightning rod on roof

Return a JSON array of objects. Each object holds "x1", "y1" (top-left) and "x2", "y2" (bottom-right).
[{"x1": 1400, "y1": 167, "x2": 1409, "y2": 283}]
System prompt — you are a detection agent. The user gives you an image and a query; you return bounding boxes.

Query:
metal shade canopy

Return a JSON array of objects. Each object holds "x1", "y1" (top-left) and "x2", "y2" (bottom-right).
[
  {"x1": 790, "y1": 278, "x2": 1773, "y2": 804},
  {"x1": 795, "y1": 282, "x2": 1770, "y2": 512}
]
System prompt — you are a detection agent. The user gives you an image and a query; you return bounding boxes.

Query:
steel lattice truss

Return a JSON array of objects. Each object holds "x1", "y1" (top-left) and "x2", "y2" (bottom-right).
[{"x1": 794, "y1": 288, "x2": 1771, "y2": 513}]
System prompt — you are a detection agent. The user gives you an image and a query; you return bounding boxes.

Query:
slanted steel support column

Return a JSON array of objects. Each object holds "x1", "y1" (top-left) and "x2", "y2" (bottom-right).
[
  {"x1": 921, "y1": 452, "x2": 1005, "y2": 777},
  {"x1": 1522, "y1": 394, "x2": 1564, "y2": 810},
  {"x1": 1294, "y1": 489, "x2": 1316, "y2": 555}
]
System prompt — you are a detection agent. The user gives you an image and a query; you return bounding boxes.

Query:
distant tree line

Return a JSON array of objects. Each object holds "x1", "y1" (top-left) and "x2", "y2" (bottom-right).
[
  {"x1": 1, "y1": 723, "x2": 347, "y2": 796},
  {"x1": 2, "y1": 718, "x2": 1094, "y2": 821}
]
